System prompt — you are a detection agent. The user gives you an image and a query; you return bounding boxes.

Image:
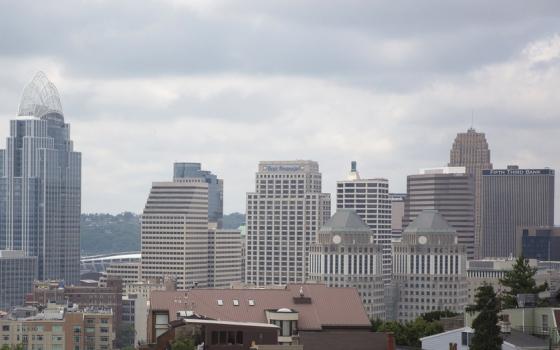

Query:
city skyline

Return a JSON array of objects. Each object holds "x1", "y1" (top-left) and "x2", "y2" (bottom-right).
[{"x1": 0, "y1": 2, "x2": 559, "y2": 220}]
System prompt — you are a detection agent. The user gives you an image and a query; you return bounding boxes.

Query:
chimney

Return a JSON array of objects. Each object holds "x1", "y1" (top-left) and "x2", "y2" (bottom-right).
[
  {"x1": 386, "y1": 332, "x2": 396, "y2": 350},
  {"x1": 500, "y1": 321, "x2": 511, "y2": 334}
]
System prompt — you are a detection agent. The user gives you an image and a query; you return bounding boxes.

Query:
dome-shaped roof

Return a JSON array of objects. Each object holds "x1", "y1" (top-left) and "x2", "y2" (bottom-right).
[
  {"x1": 18, "y1": 71, "x2": 63, "y2": 118},
  {"x1": 277, "y1": 308, "x2": 293, "y2": 313},
  {"x1": 404, "y1": 209, "x2": 456, "y2": 234},
  {"x1": 320, "y1": 209, "x2": 371, "y2": 234}
]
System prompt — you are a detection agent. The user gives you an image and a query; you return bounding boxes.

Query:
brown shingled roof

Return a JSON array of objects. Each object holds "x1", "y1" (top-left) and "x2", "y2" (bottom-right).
[
  {"x1": 150, "y1": 284, "x2": 370, "y2": 331},
  {"x1": 299, "y1": 331, "x2": 393, "y2": 350}
]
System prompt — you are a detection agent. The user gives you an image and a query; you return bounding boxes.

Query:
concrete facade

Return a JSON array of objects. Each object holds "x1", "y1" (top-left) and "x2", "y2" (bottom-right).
[
  {"x1": 448, "y1": 128, "x2": 492, "y2": 259},
  {"x1": 336, "y1": 162, "x2": 392, "y2": 282},
  {"x1": 106, "y1": 261, "x2": 140, "y2": 285},
  {"x1": 141, "y1": 179, "x2": 209, "y2": 290},
  {"x1": 245, "y1": 161, "x2": 331, "y2": 286},
  {"x1": 208, "y1": 229, "x2": 243, "y2": 288},
  {"x1": 308, "y1": 209, "x2": 385, "y2": 320},
  {"x1": 393, "y1": 210, "x2": 468, "y2": 322},
  {"x1": 0, "y1": 304, "x2": 114, "y2": 350},
  {"x1": 404, "y1": 167, "x2": 475, "y2": 259}
]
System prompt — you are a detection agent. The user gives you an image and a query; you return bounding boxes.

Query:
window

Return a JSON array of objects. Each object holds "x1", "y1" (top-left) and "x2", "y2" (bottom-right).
[
  {"x1": 236, "y1": 331, "x2": 243, "y2": 344},
  {"x1": 2, "y1": 325, "x2": 9, "y2": 331},
  {"x1": 461, "y1": 332, "x2": 473, "y2": 346},
  {"x1": 219, "y1": 331, "x2": 227, "y2": 344},
  {"x1": 543, "y1": 314, "x2": 549, "y2": 333},
  {"x1": 211, "y1": 332, "x2": 219, "y2": 345},
  {"x1": 227, "y1": 331, "x2": 236, "y2": 344}
]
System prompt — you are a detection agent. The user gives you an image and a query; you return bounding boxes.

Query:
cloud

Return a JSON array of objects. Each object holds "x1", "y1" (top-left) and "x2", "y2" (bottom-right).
[{"x1": 0, "y1": 1, "x2": 559, "y2": 221}]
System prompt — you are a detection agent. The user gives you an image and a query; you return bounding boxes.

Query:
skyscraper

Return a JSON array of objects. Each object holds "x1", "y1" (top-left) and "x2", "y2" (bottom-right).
[
  {"x1": 480, "y1": 166, "x2": 555, "y2": 258},
  {"x1": 141, "y1": 178, "x2": 209, "y2": 290},
  {"x1": 336, "y1": 162, "x2": 392, "y2": 282},
  {"x1": 390, "y1": 193, "x2": 406, "y2": 241},
  {"x1": 393, "y1": 210, "x2": 468, "y2": 322},
  {"x1": 0, "y1": 72, "x2": 81, "y2": 283},
  {"x1": 207, "y1": 228, "x2": 243, "y2": 288},
  {"x1": 308, "y1": 209, "x2": 385, "y2": 320},
  {"x1": 245, "y1": 160, "x2": 330, "y2": 286},
  {"x1": 403, "y1": 167, "x2": 475, "y2": 259},
  {"x1": 448, "y1": 128, "x2": 492, "y2": 258},
  {"x1": 173, "y1": 162, "x2": 223, "y2": 227}
]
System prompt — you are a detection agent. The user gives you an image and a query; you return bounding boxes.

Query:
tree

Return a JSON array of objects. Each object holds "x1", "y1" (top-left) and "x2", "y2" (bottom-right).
[
  {"x1": 115, "y1": 324, "x2": 136, "y2": 348},
  {"x1": 171, "y1": 338, "x2": 195, "y2": 350},
  {"x1": 499, "y1": 256, "x2": 548, "y2": 308},
  {"x1": 467, "y1": 283, "x2": 502, "y2": 350},
  {"x1": 421, "y1": 310, "x2": 460, "y2": 322},
  {"x1": 377, "y1": 318, "x2": 443, "y2": 348},
  {"x1": 370, "y1": 318, "x2": 384, "y2": 331}
]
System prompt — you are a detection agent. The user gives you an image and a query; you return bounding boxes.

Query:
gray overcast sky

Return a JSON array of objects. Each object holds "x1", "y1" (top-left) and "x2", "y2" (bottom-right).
[{"x1": 1, "y1": 0, "x2": 559, "y2": 219}]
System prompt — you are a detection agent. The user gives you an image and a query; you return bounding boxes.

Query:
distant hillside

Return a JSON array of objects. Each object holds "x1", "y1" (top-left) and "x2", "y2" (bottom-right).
[
  {"x1": 81, "y1": 212, "x2": 245, "y2": 256},
  {"x1": 80, "y1": 212, "x2": 140, "y2": 256},
  {"x1": 223, "y1": 212, "x2": 245, "y2": 229}
]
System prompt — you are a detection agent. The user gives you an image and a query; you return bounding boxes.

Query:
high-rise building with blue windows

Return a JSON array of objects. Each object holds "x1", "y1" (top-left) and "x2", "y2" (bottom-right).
[
  {"x1": 0, "y1": 72, "x2": 81, "y2": 284},
  {"x1": 173, "y1": 162, "x2": 223, "y2": 227}
]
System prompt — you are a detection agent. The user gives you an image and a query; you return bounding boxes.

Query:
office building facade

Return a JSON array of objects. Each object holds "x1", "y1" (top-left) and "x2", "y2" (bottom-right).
[
  {"x1": 245, "y1": 161, "x2": 330, "y2": 286},
  {"x1": 403, "y1": 167, "x2": 475, "y2": 259},
  {"x1": 0, "y1": 250, "x2": 37, "y2": 310},
  {"x1": 308, "y1": 209, "x2": 385, "y2": 320},
  {"x1": 336, "y1": 161, "x2": 392, "y2": 282},
  {"x1": 141, "y1": 178, "x2": 209, "y2": 290},
  {"x1": 390, "y1": 193, "x2": 406, "y2": 241},
  {"x1": 0, "y1": 72, "x2": 81, "y2": 283},
  {"x1": 393, "y1": 210, "x2": 468, "y2": 322},
  {"x1": 480, "y1": 167, "x2": 555, "y2": 258},
  {"x1": 208, "y1": 229, "x2": 243, "y2": 288},
  {"x1": 173, "y1": 162, "x2": 223, "y2": 227},
  {"x1": 0, "y1": 304, "x2": 114, "y2": 350},
  {"x1": 517, "y1": 226, "x2": 560, "y2": 261},
  {"x1": 449, "y1": 128, "x2": 492, "y2": 258}
]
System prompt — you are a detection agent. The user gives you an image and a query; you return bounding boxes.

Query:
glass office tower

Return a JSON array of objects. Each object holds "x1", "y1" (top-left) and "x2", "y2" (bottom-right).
[{"x1": 0, "y1": 72, "x2": 81, "y2": 283}]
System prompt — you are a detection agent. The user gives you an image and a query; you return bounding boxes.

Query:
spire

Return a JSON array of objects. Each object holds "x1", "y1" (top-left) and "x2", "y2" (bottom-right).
[{"x1": 18, "y1": 71, "x2": 63, "y2": 118}]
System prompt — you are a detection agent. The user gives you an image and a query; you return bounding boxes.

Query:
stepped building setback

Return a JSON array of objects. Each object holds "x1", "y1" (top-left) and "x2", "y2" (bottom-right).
[
  {"x1": 449, "y1": 127, "x2": 492, "y2": 258},
  {"x1": 0, "y1": 72, "x2": 81, "y2": 283}
]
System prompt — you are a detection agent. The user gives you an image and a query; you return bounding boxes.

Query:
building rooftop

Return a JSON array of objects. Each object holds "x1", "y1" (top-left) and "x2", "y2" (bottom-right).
[
  {"x1": 150, "y1": 284, "x2": 370, "y2": 331},
  {"x1": 404, "y1": 209, "x2": 456, "y2": 234},
  {"x1": 182, "y1": 318, "x2": 280, "y2": 329},
  {"x1": 320, "y1": 209, "x2": 371, "y2": 234},
  {"x1": 299, "y1": 331, "x2": 393, "y2": 350},
  {"x1": 502, "y1": 329, "x2": 548, "y2": 348},
  {"x1": 18, "y1": 71, "x2": 63, "y2": 118}
]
